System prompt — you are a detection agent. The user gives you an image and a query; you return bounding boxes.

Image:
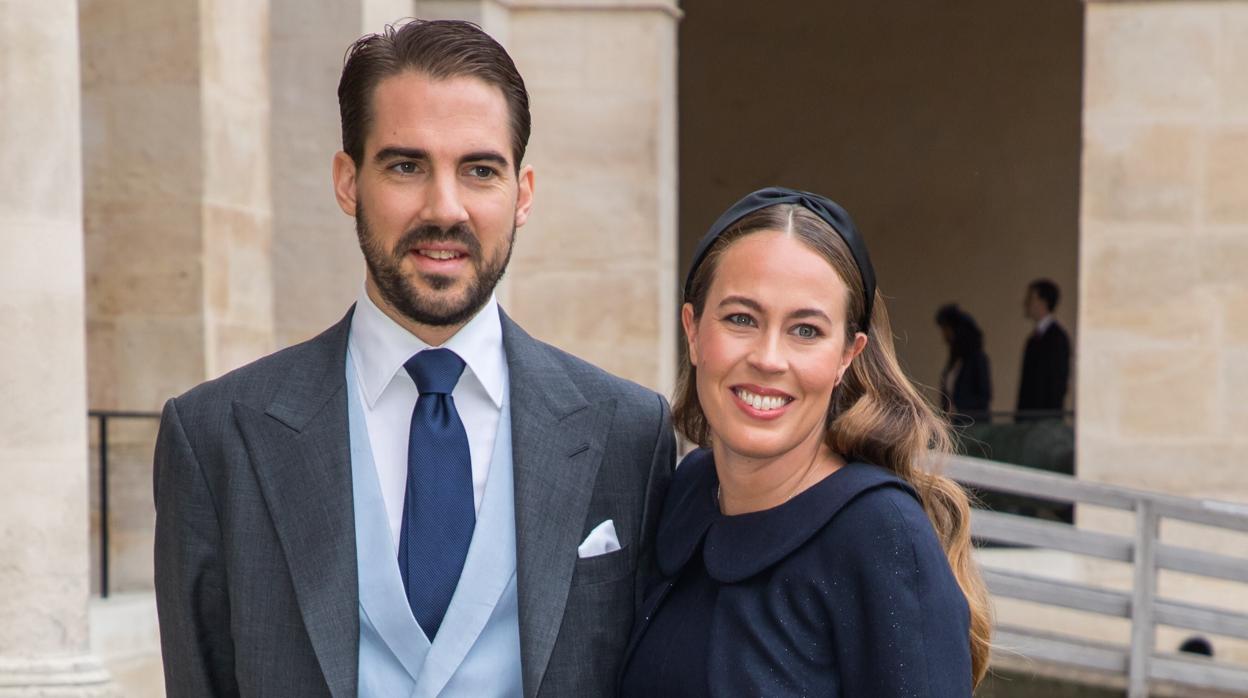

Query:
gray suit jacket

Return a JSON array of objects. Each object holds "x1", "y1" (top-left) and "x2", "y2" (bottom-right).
[{"x1": 153, "y1": 307, "x2": 675, "y2": 697}]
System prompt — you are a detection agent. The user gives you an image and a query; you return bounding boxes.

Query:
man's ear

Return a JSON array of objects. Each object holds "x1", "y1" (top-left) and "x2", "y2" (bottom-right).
[
  {"x1": 681, "y1": 303, "x2": 699, "y2": 367},
  {"x1": 332, "y1": 151, "x2": 359, "y2": 217},
  {"x1": 514, "y1": 164, "x2": 535, "y2": 228}
]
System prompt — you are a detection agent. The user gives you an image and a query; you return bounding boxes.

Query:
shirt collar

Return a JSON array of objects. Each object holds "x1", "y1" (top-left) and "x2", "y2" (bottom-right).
[
  {"x1": 657, "y1": 449, "x2": 919, "y2": 583},
  {"x1": 1035, "y1": 314, "x2": 1055, "y2": 335},
  {"x1": 348, "y1": 286, "x2": 506, "y2": 409}
]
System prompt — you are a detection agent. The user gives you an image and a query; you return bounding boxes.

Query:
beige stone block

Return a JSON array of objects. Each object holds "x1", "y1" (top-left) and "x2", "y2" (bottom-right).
[
  {"x1": 210, "y1": 323, "x2": 279, "y2": 378},
  {"x1": 1082, "y1": 122, "x2": 1197, "y2": 225},
  {"x1": 203, "y1": 204, "x2": 275, "y2": 327},
  {"x1": 1073, "y1": 334, "x2": 1121, "y2": 430},
  {"x1": 87, "y1": 315, "x2": 206, "y2": 410},
  {"x1": 511, "y1": 10, "x2": 670, "y2": 94},
  {"x1": 507, "y1": 266, "x2": 663, "y2": 388},
  {"x1": 200, "y1": 0, "x2": 270, "y2": 101},
  {"x1": 1222, "y1": 348, "x2": 1248, "y2": 436},
  {"x1": 1080, "y1": 234, "x2": 1208, "y2": 342},
  {"x1": 80, "y1": 89, "x2": 201, "y2": 208},
  {"x1": 84, "y1": 200, "x2": 204, "y2": 318},
  {"x1": 1084, "y1": 4, "x2": 1218, "y2": 114},
  {"x1": 0, "y1": 11, "x2": 82, "y2": 221},
  {"x1": 1205, "y1": 127, "x2": 1248, "y2": 225},
  {"x1": 1117, "y1": 347, "x2": 1216, "y2": 439},
  {"x1": 203, "y1": 95, "x2": 272, "y2": 212},
  {"x1": 1077, "y1": 435, "x2": 1246, "y2": 504},
  {"x1": 1226, "y1": 289, "x2": 1248, "y2": 347},
  {"x1": 1194, "y1": 234, "x2": 1248, "y2": 288},
  {"x1": 0, "y1": 456, "x2": 94, "y2": 653},
  {"x1": 78, "y1": 0, "x2": 200, "y2": 86},
  {"x1": 1219, "y1": 6, "x2": 1248, "y2": 115}
]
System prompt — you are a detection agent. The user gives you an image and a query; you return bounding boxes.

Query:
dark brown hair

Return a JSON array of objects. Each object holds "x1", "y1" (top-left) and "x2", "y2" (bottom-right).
[
  {"x1": 673, "y1": 204, "x2": 993, "y2": 686},
  {"x1": 338, "y1": 19, "x2": 531, "y2": 169}
]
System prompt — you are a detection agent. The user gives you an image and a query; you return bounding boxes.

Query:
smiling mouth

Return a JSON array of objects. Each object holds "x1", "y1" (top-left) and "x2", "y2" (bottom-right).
[
  {"x1": 733, "y1": 387, "x2": 794, "y2": 412},
  {"x1": 414, "y1": 249, "x2": 467, "y2": 261}
]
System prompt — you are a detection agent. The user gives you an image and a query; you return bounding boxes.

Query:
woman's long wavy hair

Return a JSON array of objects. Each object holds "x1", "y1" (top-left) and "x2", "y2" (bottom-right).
[{"x1": 672, "y1": 205, "x2": 992, "y2": 686}]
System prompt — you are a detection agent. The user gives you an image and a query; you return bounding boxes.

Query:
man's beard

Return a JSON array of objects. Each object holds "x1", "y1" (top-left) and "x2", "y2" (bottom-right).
[{"x1": 356, "y1": 202, "x2": 513, "y2": 328}]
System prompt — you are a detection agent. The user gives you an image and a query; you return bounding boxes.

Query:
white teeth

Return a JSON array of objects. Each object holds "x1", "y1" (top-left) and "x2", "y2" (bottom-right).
[
  {"x1": 419, "y1": 249, "x2": 460, "y2": 260},
  {"x1": 734, "y1": 388, "x2": 790, "y2": 411}
]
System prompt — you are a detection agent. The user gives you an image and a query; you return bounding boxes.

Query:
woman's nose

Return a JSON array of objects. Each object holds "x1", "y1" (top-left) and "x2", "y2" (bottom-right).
[{"x1": 746, "y1": 332, "x2": 787, "y2": 373}]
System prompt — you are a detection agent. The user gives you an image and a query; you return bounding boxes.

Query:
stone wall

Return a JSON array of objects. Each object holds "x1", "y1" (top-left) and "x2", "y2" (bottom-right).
[{"x1": 1079, "y1": 1, "x2": 1248, "y2": 504}]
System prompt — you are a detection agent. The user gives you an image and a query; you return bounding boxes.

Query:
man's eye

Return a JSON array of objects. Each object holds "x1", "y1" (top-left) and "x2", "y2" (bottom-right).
[
  {"x1": 391, "y1": 162, "x2": 418, "y2": 174},
  {"x1": 793, "y1": 324, "x2": 821, "y2": 339},
  {"x1": 467, "y1": 165, "x2": 497, "y2": 179}
]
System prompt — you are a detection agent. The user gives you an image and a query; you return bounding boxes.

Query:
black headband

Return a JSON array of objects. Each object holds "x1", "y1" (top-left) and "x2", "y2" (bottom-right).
[{"x1": 684, "y1": 186, "x2": 876, "y2": 331}]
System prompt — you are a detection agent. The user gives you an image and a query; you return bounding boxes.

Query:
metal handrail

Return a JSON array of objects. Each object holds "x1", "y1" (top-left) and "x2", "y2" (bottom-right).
[
  {"x1": 88, "y1": 409, "x2": 160, "y2": 598},
  {"x1": 944, "y1": 453, "x2": 1248, "y2": 697}
]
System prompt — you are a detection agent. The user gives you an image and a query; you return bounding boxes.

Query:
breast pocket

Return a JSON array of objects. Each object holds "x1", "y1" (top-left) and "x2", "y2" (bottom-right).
[{"x1": 571, "y1": 545, "x2": 634, "y2": 586}]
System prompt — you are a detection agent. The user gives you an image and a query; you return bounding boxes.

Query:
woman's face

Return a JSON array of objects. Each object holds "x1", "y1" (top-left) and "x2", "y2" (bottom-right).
[{"x1": 683, "y1": 230, "x2": 867, "y2": 462}]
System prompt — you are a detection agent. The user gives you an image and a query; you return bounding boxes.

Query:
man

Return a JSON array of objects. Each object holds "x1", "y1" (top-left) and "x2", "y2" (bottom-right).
[
  {"x1": 153, "y1": 20, "x2": 674, "y2": 697},
  {"x1": 1016, "y1": 278, "x2": 1070, "y2": 420}
]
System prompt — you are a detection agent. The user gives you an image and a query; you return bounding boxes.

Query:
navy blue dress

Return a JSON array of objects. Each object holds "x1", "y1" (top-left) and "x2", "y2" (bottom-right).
[{"x1": 619, "y1": 449, "x2": 972, "y2": 697}]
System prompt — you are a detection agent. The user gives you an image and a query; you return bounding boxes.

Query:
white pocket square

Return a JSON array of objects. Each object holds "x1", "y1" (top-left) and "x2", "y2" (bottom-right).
[{"x1": 577, "y1": 519, "x2": 621, "y2": 558}]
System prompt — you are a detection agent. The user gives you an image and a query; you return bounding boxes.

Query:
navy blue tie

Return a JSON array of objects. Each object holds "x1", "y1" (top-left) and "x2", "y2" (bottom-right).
[{"x1": 398, "y1": 348, "x2": 474, "y2": 640}]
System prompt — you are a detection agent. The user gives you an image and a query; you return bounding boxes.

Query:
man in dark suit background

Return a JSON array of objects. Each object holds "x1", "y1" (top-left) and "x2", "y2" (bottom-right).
[
  {"x1": 1016, "y1": 278, "x2": 1071, "y2": 420},
  {"x1": 153, "y1": 20, "x2": 674, "y2": 697}
]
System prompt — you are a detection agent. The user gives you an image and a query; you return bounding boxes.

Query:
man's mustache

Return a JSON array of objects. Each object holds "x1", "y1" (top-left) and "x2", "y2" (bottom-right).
[{"x1": 395, "y1": 223, "x2": 481, "y2": 258}]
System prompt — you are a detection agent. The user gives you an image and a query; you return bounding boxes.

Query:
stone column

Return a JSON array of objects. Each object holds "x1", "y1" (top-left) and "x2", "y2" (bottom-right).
[
  {"x1": 1080, "y1": 0, "x2": 1248, "y2": 503},
  {"x1": 0, "y1": 0, "x2": 114, "y2": 694},
  {"x1": 81, "y1": 0, "x2": 276, "y2": 410},
  {"x1": 79, "y1": 0, "x2": 276, "y2": 594}
]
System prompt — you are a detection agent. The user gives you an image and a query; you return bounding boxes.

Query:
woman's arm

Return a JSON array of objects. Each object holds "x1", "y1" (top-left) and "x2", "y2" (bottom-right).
[{"x1": 828, "y1": 487, "x2": 973, "y2": 697}]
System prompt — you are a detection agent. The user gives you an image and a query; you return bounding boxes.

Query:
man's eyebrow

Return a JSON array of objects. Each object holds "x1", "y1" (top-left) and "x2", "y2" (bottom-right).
[
  {"x1": 461, "y1": 150, "x2": 510, "y2": 168},
  {"x1": 373, "y1": 146, "x2": 427, "y2": 162}
]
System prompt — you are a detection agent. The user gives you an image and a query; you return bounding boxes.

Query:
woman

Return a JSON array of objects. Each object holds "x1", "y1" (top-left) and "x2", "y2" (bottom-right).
[
  {"x1": 619, "y1": 188, "x2": 991, "y2": 696},
  {"x1": 935, "y1": 303, "x2": 992, "y2": 423}
]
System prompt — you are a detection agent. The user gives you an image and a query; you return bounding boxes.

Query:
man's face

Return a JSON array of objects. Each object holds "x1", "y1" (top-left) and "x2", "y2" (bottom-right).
[
  {"x1": 332, "y1": 71, "x2": 534, "y2": 332},
  {"x1": 1023, "y1": 288, "x2": 1048, "y2": 322}
]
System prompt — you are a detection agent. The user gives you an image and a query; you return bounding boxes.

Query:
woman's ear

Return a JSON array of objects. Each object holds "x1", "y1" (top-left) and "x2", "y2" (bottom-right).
[
  {"x1": 837, "y1": 332, "x2": 868, "y2": 383},
  {"x1": 681, "y1": 303, "x2": 699, "y2": 367}
]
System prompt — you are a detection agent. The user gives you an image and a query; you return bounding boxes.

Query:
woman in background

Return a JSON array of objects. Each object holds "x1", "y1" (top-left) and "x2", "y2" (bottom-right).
[
  {"x1": 619, "y1": 187, "x2": 991, "y2": 697},
  {"x1": 936, "y1": 303, "x2": 992, "y2": 424}
]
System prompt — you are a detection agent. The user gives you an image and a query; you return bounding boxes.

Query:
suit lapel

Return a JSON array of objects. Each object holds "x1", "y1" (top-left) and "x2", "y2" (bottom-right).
[
  {"x1": 233, "y1": 310, "x2": 359, "y2": 698},
  {"x1": 502, "y1": 312, "x2": 616, "y2": 698}
]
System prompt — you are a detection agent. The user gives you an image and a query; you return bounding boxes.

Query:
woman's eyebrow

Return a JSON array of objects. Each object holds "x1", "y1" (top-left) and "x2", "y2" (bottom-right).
[
  {"x1": 789, "y1": 308, "x2": 831, "y2": 322},
  {"x1": 717, "y1": 295, "x2": 763, "y2": 312}
]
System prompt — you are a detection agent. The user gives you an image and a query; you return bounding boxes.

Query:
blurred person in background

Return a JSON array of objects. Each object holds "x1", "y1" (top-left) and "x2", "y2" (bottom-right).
[
  {"x1": 935, "y1": 303, "x2": 992, "y2": 425},
  {"x1": 1017, "y1": 278, "x2": 1070, "y2": 421}
]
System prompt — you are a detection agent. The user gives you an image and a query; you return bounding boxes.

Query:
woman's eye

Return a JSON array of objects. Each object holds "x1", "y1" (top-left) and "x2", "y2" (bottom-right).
[
  {"x1": 725, "y1": 313, "x2": 755, "y2": 327},
  {"x1": 793, "y1": 324, "x2": 821, "y2": 339}
]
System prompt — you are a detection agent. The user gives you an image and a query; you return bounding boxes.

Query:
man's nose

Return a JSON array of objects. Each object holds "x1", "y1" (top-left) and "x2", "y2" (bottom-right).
[{"x1": 420, "y1": 172, "x2": 470, "y2": 228}]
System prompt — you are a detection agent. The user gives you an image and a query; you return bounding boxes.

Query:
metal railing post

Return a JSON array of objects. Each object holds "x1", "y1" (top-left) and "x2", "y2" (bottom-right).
[
  {"x1": 98, "y1": 413, "x2": 109, "y2": 599},
  {"x1": 1128, "y1": 499, "x2": 1159, "y2": 698}
]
